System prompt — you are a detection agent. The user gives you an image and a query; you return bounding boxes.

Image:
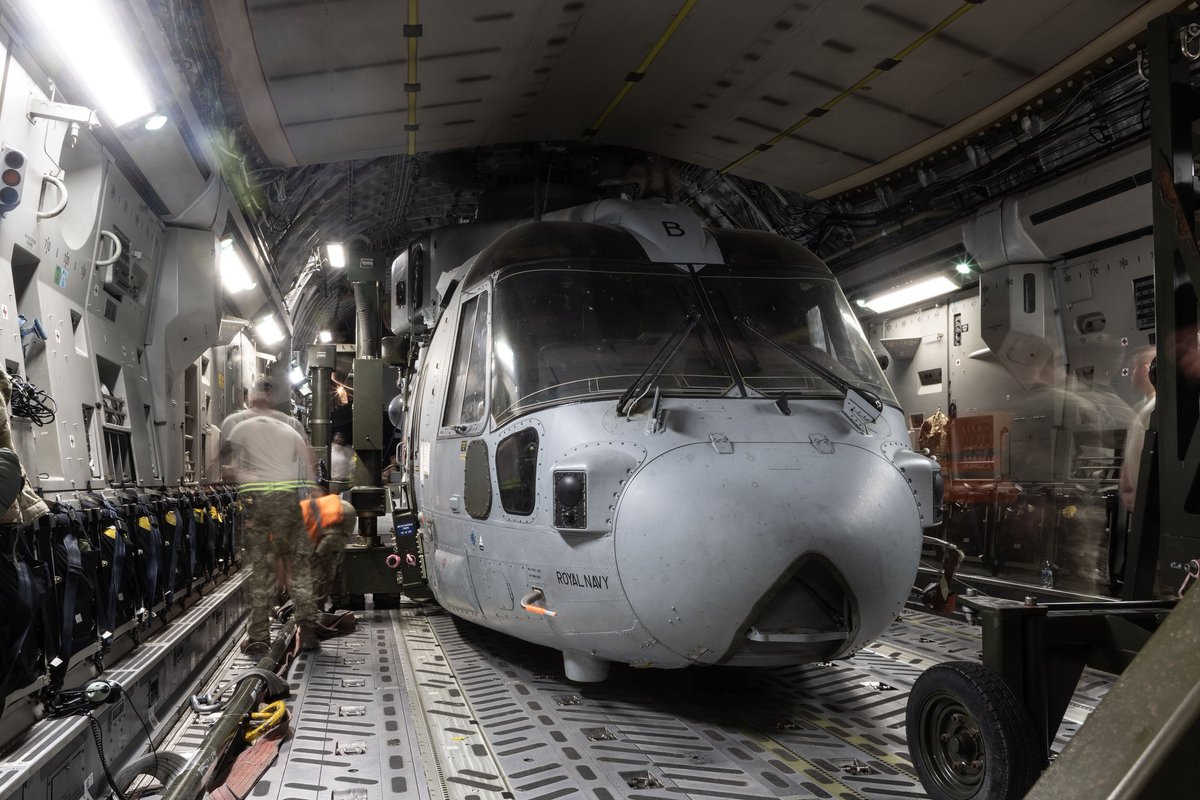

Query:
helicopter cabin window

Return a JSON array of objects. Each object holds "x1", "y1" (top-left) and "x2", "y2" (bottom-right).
[
  {"x1": 495, "y1": 427, "x2": 538, "y2": 515},
  {"x1": 443, "y1": 293, "x2": 489, "y2": 429}
]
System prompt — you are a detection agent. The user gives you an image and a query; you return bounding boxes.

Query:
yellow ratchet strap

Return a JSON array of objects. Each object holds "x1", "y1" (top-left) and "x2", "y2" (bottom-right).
[{"x1": 243, "y1": 700, "x2": 288, "y2": 743}]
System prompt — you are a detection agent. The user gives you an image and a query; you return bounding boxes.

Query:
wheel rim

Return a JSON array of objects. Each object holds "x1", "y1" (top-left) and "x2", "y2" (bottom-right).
[{"x1": 917, "y1": 689, "x2": 986, "y2": 798}]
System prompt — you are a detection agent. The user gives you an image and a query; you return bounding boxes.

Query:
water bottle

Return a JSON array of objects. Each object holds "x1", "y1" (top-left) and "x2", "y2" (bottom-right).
[{"x1": 1040, "y1": 560, "x2": 1054, "y2": 589}]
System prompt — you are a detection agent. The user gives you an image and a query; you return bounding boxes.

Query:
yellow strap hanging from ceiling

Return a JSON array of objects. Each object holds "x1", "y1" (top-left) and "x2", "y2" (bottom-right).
[
  {"x1": 719, "y1": 2, "x2": 979, "y2": 175},
  {"x1": 583, "y1": 0, "x2": 699, "y2": 139},
  {"x1": 407, "y1": 0, "x2": 420, "y2": 156}
]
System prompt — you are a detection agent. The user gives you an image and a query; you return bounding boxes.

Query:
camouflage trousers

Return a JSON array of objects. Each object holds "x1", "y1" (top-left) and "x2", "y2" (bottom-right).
[
  {"x1": 241, "y1": 489, "x2": 316, "y2": 642},
  {"x1": 311, "y1": 498, "x2": 356, "y2": 601}
]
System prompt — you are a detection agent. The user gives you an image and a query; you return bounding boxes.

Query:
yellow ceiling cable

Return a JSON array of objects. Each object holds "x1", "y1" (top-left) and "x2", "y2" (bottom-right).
[
  {"x1": 583, "y1": 0, "x2": 699, "y2": 139},
  {"x1": 718, "y1": 1, "x2": 979, "y2": 174},
  {"x1": 405, "y1": 0, "x2": 420, "y2": 155}
]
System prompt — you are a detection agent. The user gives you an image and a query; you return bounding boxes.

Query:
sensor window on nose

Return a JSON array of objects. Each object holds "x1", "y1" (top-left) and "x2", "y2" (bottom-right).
[{"x1": 554, "y1": 471, "x2": 587, "y2": 529}]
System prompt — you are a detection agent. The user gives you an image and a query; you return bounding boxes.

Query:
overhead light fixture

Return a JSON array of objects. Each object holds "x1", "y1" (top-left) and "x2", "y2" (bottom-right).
[
  {"x1": 219, "y1": 238, "x2": 257, "y2": 293},
  {"x1": 317, "y1": 330, "x2": 333, "y2": 344},
  {"x1": 955, "y1": 261, "x2": 973, "y2": 275},
  {"x1": 324, "y1": 242, "x2": 346, "y2": 268},
  {"x1": 29, "y1": 0, "x2": 156, "y2": 127},
  {"x1": 143, "y1": 113, "x2": 169, "y2": 131},
  {"x1": 288, "y1": 365, "x2": 306, "y2": 385},
  {"x1": 255, "y1": 313, "x2": 285, "y2": 346},
  {"x1": 863, "y1": 275, "x2": 959, "y2": 314}
]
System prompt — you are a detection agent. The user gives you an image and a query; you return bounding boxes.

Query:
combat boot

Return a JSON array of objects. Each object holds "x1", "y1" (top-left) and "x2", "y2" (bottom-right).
[{"x1": 299, "y1": 624, "x2": 321, "y2": 652}]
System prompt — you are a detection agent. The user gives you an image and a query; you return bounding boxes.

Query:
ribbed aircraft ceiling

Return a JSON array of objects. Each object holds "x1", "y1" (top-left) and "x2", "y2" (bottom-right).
[{"x1": 211, "y1": 0, "x2": 1163, "y2": 196}]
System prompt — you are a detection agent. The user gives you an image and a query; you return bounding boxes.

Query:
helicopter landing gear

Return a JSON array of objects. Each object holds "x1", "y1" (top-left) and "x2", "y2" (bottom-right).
[{"x1": 563, "y1": 650, "x2": 610, "y2": 682}]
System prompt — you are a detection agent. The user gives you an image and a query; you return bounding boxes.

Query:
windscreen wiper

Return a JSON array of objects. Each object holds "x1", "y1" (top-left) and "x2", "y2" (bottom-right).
[
  {"x1": 736, "y1": 317, "x2": 883, "y2": 432},
  {"x1": 616, "y1": 313, "x2": 700, "y2": 416}
]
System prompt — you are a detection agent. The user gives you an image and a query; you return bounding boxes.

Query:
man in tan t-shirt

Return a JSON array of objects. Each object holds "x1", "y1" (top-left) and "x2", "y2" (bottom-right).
[{"x1": 225, "y1": 378, "x2": 320, "y2": 653}]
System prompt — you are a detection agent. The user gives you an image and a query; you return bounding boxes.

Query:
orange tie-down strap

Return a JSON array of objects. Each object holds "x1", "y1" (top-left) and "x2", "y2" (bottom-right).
[
  {"x1": 300, "y1": 494, "x2": 347, "y2": 542},
  {"x1": 208, "y1": 719, "x2": 290, "y2": 800}
]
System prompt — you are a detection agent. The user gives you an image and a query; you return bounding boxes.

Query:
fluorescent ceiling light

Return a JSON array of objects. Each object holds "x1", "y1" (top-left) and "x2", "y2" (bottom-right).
[
  {"x1": 219, "y1": 238, "x2": 257, "y2": 293},
  {"x1": 317, "y1": 330, "x2": 333, "y2": 344},
  {"x1": 863, "y1": 275, "x2": 959, "y2": 314},
  {"x1": 29, "y1": 0, "x2": 156, "y2": 126},
  {"x1": 255, "y1": 313, "x2": 285, "y2": 346},
  {"x1": 288, "y1": 365, "x2": 306, "y2": 385},
  {"x1": 325, "y1": 242, "x2": 346, "y2": 268}
]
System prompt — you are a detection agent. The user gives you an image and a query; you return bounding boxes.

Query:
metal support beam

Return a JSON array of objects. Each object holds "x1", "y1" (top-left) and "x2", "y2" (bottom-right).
[
  {"x1": 1025, "y1": 580, "x2": 1200, "y2": 799},
  {"x1": 1137, "y1": 12, "x2": 1200, "y2": 598},
  {"x1": 308, "y1": 344, "x2": 335, "y2": 480}
]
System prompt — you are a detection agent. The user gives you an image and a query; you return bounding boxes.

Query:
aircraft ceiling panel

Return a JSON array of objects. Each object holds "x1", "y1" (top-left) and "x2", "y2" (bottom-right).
[
  {"x1": 540, "y1": 0, "x2": 915, "y2": 175},
  {"x1": 511, "y1": 3, "x2": 707, "y2": 140},
  {"x1": 944, "y1": 0, "x2": 1141, "y2": 71},
  {"x1": 268, "y1": 67, "x2": 410, "y2": 127},
  {"x1": 247, "y1": 0, "x2": 406, "y2": 79},
  {"x1": 698, "y1": 136, "x2": 873, "y2": 196},
  {"x1": 283, "y1": 111, "x2": 412, "y2": 163},
  {"x1": 892, "y1": 2, "x2": 1138, "y2": 126},
  {"x1": 216, "y1": 0, "x2": 1166, "y2": 194}
]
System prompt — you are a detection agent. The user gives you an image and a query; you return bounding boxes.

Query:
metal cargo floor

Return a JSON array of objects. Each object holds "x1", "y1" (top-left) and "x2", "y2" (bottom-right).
[{"x1": 172, "y1": 604, "x2": 1113, "y2": 800}]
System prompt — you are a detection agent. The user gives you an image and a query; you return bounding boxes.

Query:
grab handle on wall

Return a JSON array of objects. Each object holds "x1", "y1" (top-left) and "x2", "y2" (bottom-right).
[
  {"x1": 95, "y1": 229, "x2": 122, "y2": 267},
  {"x1": 37, "y1": 174, "x2": 68, "y2": 219}
]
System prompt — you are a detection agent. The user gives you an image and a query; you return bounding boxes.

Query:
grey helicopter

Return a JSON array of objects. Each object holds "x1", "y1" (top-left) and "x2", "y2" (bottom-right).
[{"x1": 390, "y1": 197, "x2": 942, "y2": 682}]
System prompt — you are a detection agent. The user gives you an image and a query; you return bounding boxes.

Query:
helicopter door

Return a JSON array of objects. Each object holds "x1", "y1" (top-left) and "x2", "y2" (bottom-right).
[
  {"x1": 444, "y1": 291, "x2": 493, "y2": 519},
  {"x1": 430, "y1": 291, "x2": 491, "y2": 614}
]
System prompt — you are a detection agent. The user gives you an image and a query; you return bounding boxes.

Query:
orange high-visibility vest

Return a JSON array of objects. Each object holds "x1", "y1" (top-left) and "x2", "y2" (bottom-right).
[{"x1": 300, "y1": 494, "x2": 347, "y2": 542}]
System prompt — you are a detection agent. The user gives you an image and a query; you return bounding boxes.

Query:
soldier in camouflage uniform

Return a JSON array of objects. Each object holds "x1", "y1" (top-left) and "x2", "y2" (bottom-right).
[
  {"x1": 224, "y1": 379, "x2": 320, "y2": 653},
  {"x1": 304, "y1": 495, "x2": 356, "y2": 603},
  {"x1": 277, "y1": 494, "x2": 358, "y2": 637}
]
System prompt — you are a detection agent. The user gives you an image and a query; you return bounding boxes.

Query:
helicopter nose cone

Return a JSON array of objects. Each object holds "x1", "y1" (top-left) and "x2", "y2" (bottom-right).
[{"x1": 614, "y1": 441, "x2": 923, "y2": 666}]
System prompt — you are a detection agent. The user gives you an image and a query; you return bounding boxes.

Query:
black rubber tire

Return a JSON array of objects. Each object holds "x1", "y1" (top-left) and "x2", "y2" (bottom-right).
[
  {"x1": 115, "y1": 751, "x2": 189, "y2": 795},
  {"x1": 906, "y1": 660, "x2": 1041, "y2": 800}
]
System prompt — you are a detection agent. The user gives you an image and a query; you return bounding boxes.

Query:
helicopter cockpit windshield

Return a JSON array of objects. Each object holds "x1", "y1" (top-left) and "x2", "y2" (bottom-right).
[
  {"x1": 489, "y1": 258, "x2": 897, "y2": 427},
  {"x1": 699, "y1": 265, "x2": 895, "y2": 403},
  {"x1": 491, "y1": 264, "x2": 733, "y2": 426}
]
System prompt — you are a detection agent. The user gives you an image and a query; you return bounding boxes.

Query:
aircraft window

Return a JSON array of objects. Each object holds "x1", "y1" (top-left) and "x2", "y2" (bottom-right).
[
  {"x1": 495, "y1": 427, "x2": 538, "y2": 515},
  {"x1": 443, "y1": 293, "x2": 489, "y2": 428},
  {"x1": 491, "y1": 265, "x2": 734, "y2": 426},
  {"x1": 702, "y1": 271, "x2": 897, "y2": 404}
]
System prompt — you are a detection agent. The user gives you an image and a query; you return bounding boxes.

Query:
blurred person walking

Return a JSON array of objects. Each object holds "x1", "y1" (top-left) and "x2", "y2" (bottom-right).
[{"x1": 224, "y1": 377, "x2": 321, "y2": 653}]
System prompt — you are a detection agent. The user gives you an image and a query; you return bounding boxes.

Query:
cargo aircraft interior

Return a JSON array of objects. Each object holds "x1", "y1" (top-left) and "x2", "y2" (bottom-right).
[{"x1": 0, "y1": 2, "x2": 1196, "y2": 800}]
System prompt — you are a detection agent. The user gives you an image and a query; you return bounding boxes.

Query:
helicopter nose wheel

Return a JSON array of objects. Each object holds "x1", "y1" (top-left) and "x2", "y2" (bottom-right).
[{"x1": 906, "y1": 661, "x2": 1041, "y2": 800}]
